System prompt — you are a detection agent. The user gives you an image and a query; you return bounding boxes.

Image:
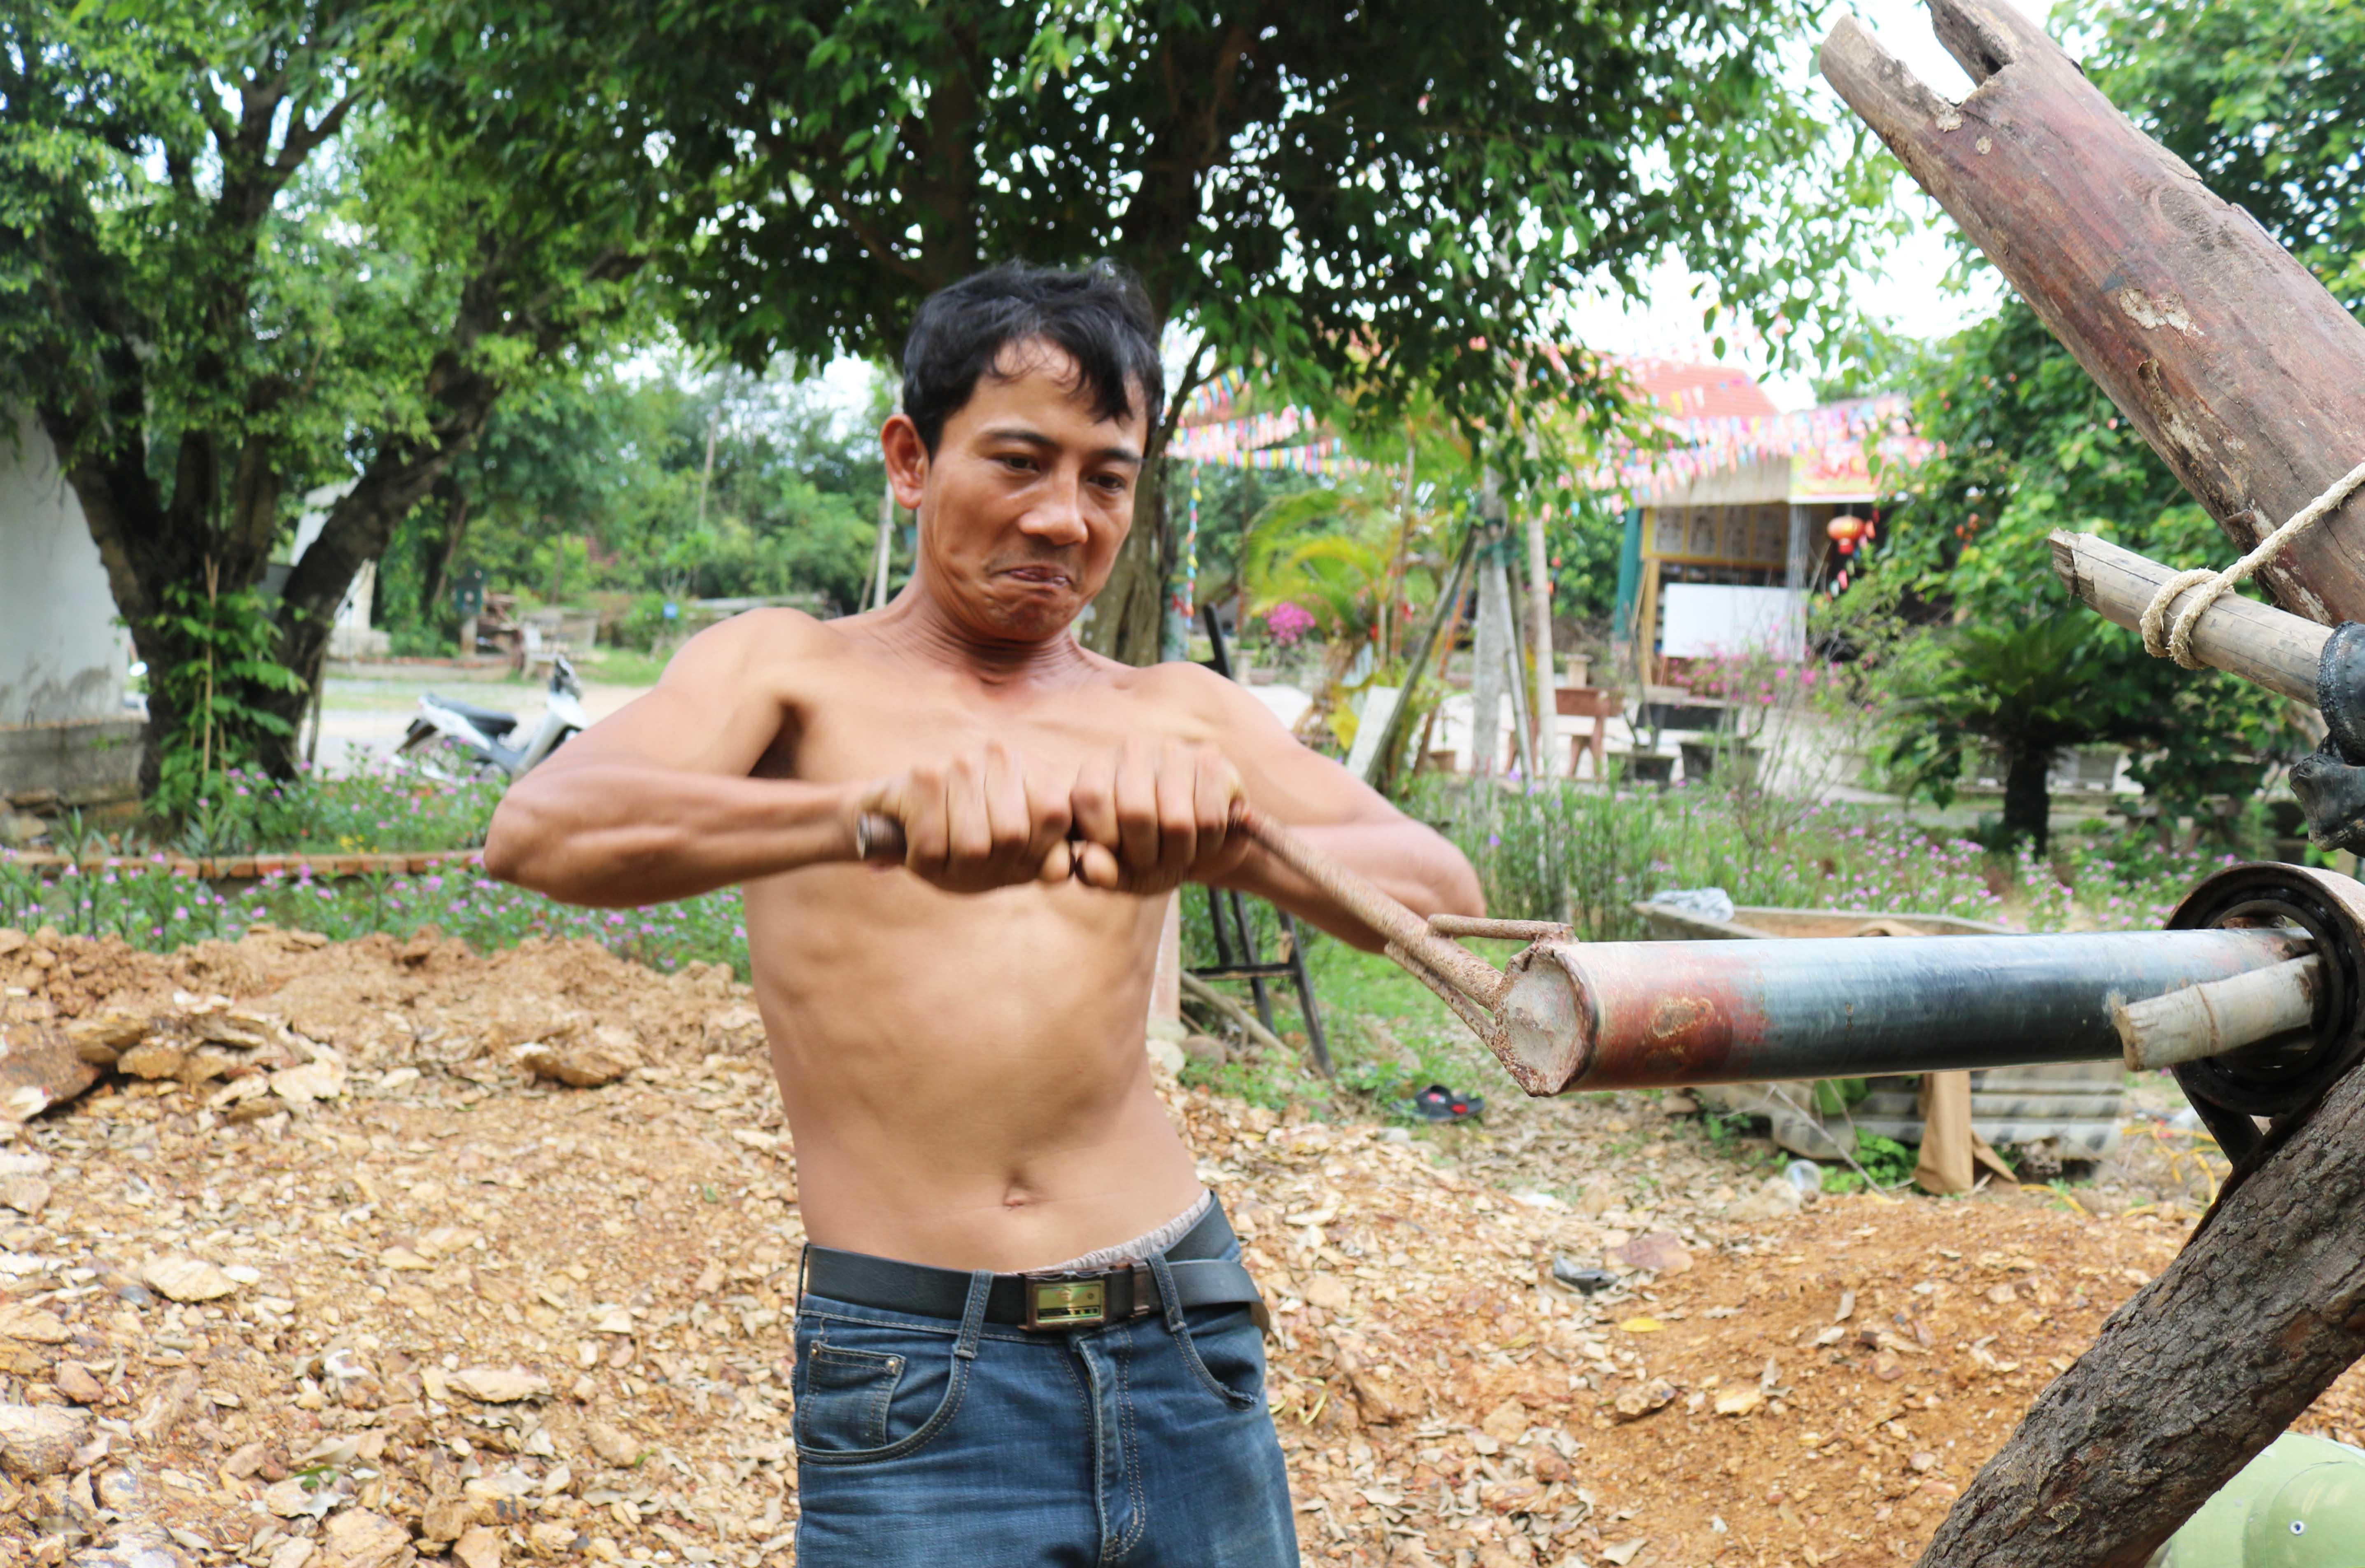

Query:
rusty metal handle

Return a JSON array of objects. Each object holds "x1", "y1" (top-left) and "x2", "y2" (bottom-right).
[
  {"x1": 1429, "y1": 915, "x2": 1572, "y2": 942},
  {"x1": 1233, "y1": 806, "x2": 1507, "y2": 1006},
  {"x1": 856, "y1": 804, "x2": 1508, "y2": 1007}
]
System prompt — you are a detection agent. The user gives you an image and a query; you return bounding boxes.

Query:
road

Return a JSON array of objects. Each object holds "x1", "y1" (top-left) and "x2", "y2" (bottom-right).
[{"x1": 314, "y1": 659, "x2": 656, "y2": 774}]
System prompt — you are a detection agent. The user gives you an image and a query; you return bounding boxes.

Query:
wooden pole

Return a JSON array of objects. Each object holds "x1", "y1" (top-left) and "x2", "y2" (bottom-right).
[
  {"x1": 1525, "y1": 501, "x2": 1557, "y2": 775},
  {"x1": 1382, "y1": 430, "x2": 1418, "y2": 666},
  {"x1": 695, "y1": 410, "x2": 719, "y2": 532},
  {"x1": 2112, "y1": 954, "x2": 2322, "y2": 1071},
  {"x1": 1477, "y1": 546, "x2": 1534, "y2": 780},
  {"x1": 2049, "y1": 531, "x2": 2324, "y2": 703},
  {"x1": 1358, "y1": 524, "x2": 1477, "y2": 787},
  {"x1": 1822, "y1": 0, "x2": 2365, "y2": 629},
  {"x1": 1470, "y1": 517, "x2": 1510, "y2": 779},
  {"x1": 1635, "y1": 553, "x2": 1662, "y2": 689},
  {"x1": 1817, "y1": 3, "x2": 2365, "y2": 1563},
  {"x1": 867, "y1": 488, "x2": 895, "y2": 612}
]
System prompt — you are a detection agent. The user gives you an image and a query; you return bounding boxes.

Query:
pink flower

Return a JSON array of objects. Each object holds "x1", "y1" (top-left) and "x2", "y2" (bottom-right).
[{"x1": 1264, "y1": 602, "x2": 1316, "y2": 647}]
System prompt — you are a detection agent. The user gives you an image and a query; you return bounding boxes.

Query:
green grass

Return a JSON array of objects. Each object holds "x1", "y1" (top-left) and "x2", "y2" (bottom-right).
[
  {"x1": 1406, "y1": 775, "x2": 2242, "y2": 937},
  {"x1": 581, "y1": 648, "x2": 674, "y2": 686},
  {"x1": 1820, "y1": 1131, "x2": 1918, "y2": 1194},
  {"x1": 1174, "y1": 886, "x2": 1509, "y2": 1118},
  {"x1": 1173, "y1": 781, "x2": 2257, "y2": 1123},
  {"x1": 43, "y1": 765, "x2": 505, "y2": 861},
  {"x1": 0, "y1": 855, "x2": 748, "y2": 978}
]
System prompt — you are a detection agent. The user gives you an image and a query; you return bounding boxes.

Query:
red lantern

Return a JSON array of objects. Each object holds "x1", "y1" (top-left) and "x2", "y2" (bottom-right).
[{"x1": 1827, "y1": 513, "x2": 1869, "y2": 555}]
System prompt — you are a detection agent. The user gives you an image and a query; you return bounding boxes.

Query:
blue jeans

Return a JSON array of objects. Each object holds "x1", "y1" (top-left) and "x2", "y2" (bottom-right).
[{"x1": 791, "y1": 1243, "x2": 1299, "y2": 1565}]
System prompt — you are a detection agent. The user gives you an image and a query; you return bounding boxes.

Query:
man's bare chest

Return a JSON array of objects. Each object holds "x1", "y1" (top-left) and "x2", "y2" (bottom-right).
[{"x1": 753, "y1": 663, "x2": 1209, "y2": 784}]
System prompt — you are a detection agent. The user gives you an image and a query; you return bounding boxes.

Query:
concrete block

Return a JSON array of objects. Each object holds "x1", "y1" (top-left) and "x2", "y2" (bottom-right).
[{"x1": 0, "y1": 716, "x2": 144, "y2": 807}]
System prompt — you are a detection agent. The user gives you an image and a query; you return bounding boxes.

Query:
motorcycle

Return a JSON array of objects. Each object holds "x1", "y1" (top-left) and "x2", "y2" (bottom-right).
[{"x1": 396, "y1": 653, "x2": 588, "y2": 779}]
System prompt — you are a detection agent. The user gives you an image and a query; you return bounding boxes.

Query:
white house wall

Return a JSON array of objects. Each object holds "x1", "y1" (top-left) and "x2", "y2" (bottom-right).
[{"x1": 0, "y1": 414, "x2": 128, "y2": 726}]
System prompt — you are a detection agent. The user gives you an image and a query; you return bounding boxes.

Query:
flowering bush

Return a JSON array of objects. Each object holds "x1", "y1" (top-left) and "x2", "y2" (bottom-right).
[
  {"x1": 179, "y1": 762, "x2": 506, "y2": 857},
  {"x1": 1263, "y1": 600, "x2": 1316, "y2": 647},
  {"x1": 48, "y1": 762, "x2": 506, "y2": 861},
  {"x1": 1685, "y1": 649, "x2": 1837, "y2": 711}
]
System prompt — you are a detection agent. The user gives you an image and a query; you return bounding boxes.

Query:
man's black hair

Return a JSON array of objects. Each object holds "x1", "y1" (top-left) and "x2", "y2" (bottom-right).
[{"x1": 900, "y1": 261, "x2": 1164, "y2": 454}]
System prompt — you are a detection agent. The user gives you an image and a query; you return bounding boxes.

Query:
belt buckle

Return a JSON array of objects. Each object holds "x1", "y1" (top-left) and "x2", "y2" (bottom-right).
[{"x1": 1024, "y1": 1274, "x2": 1108, "y2": 1331}]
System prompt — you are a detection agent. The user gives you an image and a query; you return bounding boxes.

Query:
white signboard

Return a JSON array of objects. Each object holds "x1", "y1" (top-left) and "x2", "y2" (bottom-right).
[
  {"x1": 1660, "y1": 584, "x2": 1807, "y2": 662},
  {"x1": 1345, "y1": 686, "x2": 1402, "y2": 782}
]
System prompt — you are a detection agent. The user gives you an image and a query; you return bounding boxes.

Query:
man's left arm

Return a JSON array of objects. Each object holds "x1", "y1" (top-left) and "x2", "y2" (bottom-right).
[{"x1": 1186, "y1": 669, "x2": 1485, "y2": 950}]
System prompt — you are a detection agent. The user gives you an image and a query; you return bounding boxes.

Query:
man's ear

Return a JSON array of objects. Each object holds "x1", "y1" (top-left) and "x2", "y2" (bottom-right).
[{"x1": 881, "y1": 413, "x2": 930, "y2": 511}]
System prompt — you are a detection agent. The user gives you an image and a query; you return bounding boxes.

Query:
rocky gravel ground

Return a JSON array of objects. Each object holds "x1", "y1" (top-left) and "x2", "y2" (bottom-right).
[{"x1": 1, "y1": 925, "x2": 2356, "y2": 1568}]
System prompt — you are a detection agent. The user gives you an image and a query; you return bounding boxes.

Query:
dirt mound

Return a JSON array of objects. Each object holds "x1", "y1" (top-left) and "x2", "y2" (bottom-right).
[
  {"x1": 1, "y1": 924, "x2": 761, "y2": 1085},
  {"x1": 0, "y1": 929, "x2": 2356, "y2": 1568}
]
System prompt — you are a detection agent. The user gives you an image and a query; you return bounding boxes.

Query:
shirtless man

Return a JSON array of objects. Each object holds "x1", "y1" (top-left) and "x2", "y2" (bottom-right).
[{"x1": 485, "y1": 262, "x2": 1484, "y2": 1563}]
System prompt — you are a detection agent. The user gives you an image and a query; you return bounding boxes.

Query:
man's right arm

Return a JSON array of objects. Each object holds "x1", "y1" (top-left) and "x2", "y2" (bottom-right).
[{"x1": 482, "y1": 614, "x2": 861, "y2": 908}]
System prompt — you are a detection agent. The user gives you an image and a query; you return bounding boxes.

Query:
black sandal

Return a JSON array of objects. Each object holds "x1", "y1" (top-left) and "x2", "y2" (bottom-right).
[{"x1": 1405, "y1": 1083, "x2": 1483, "y2": 1123}]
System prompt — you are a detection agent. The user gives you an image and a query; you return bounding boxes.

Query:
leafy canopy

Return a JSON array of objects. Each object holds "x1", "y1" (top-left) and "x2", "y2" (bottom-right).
[
  {"x1": 1843, "y1": 0, "x2": 2363, "y2": 827},
  {"x1": 1863, "y1": 298, "x2": 2303, "y2": 824},
  {"x1": 531, "y1": 0, "x2": 1888, "y2": 460},
  {"x1": 377, "y1": 362, "x2": 896, "y2": 640},
  {"x1": 2080, "y1": 0, "x2": 2365, "y2": 310},
  {"x1": 0, "y1": 0, "x2": 665, "y2": 784}
]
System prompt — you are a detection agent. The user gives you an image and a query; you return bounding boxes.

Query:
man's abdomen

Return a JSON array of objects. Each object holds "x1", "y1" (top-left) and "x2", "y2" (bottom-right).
[{"x1": 742, "y1": 872, "x2": 1204, "y2": 1271}]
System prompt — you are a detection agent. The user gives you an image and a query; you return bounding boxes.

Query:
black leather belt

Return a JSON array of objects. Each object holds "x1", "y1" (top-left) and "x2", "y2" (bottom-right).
[{"x1": 801, "y1": 1202, "x2": 1264, "y2": 1332}]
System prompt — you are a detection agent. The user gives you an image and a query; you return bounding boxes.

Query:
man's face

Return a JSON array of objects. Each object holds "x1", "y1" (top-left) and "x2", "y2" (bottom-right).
[{"x1": 885, "y1": 340, "x2": 1145, "y2": 644}]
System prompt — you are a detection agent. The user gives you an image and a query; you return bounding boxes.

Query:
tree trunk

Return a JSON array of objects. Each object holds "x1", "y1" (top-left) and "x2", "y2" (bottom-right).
[
  {"x1": 420, "y1": 479, "x2": 472, "y2": 633},
  {"x1": 1820, "y1": 0, "x2": 2365, "y2": 629},
  {"x1": 1525, "y1": 502, "x2": 1556, "y2": 775},
  {"x1": 1917, "y1": 1054, "x2": 2365, "y2": 1566},
  {"x1": 1469, "y1": 532, "x2": 1511, "y2": 780},
  {"x1": 1080, "y1": 425, "x2": 1171, "y2": 667},
  {"x1": 1362, "y1": 525, "x2": 1478, "y2": 791},
  {"x1": 256, "y1": 347, "x2": 509, "y2": 773},
  {"x1": 1815, "y1": 2, "x2": 2365, "y2": 1562},
  {"x1": 2000, "y1": 744, "x2": 2053, "y2": 850},
  {"x1": 47, "y1": 432, "x2": 282, "y2": 798}
]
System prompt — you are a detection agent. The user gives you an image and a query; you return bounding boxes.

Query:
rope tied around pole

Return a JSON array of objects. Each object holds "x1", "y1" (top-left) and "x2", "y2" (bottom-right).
[{"x1": 2139, "y1": 458, "x2": 2365, "y2": 668}]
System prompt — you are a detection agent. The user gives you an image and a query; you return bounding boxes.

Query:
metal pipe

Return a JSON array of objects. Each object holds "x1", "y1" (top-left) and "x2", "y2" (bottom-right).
[
  {"x1": 1492, "y1": 928, "x2": 2315, "y2": 1095},
  {"x1": 851, "y1": 808, "x2": 2347, "y2": 1107}
]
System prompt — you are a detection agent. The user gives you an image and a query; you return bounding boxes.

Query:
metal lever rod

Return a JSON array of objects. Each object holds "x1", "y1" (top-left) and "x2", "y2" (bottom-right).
[
  {"x1": 1233, "y1": 807, "x2": 1507, "y2": 1006},
  {"x1": 852, "y1": 802, "x2": 1506, "y2": 1005}
]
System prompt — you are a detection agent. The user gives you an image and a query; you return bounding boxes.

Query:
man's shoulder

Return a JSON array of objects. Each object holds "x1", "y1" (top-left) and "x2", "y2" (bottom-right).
[
  {"x1": 716, "y1": 603, "x2": 848, "y2": 646},
  {"x1": 1101, "y1": 654, "x2": 1243, "y2": 708},
  {"x1": 670, "y1": 604, "x2": 854, "y2": 668},
  {"x1": 1092, "y1": 657, "x2": 1291, "y2": 741},
  {"x1": 648, "y1": 606, "x2": 872, "y2": 707}
]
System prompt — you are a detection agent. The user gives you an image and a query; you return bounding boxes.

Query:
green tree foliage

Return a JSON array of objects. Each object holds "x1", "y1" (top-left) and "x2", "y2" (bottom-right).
[
  {"x1": 1241, "y1": 486, "x2": 1440, "y2": 653},
  {"x1": 1546, "y1": 494, "x2": 1633, "y2": 627},
  {"x1": 144, "y1": 571, "x2": 306, "y2": 812},
  {"x1": 378, "y1": 362, "x2": 892, "y2": 641},
  {"x1": 1845, "y1": 0, "x2": 2363, "y2": 845},
  {"x1": 0, "y1": 0, "x2": 656, "y2": 790},
  {"x1": 509, "y1": 0, "x2": 1883, "y2": 665},
  {"x1": 1171, "y1": 464, "x2": 1326, "y2": 623},
  {"x1": 1859, "y1": 301, "x2": 2303, "y2": 846}
]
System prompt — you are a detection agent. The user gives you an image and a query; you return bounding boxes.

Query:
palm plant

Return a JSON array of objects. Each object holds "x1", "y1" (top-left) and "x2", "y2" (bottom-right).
[
  {"x1": 1240, "y1": 479, "x2": 1454, "y2": 749},
  {"x1": 1880, "y1": 610, "x2": 2124, "y2": 849}
]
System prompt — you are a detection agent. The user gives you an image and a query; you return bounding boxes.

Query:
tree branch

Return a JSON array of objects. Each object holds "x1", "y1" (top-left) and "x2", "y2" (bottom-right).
[{"x1": 275, "y1": 89, "x2": 360, "y2": 175}]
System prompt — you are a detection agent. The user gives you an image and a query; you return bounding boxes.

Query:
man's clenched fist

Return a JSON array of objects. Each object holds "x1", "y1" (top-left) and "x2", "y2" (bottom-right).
[
  {"x1": 853, "y1": 742, "x2": 1075, "y2": 892},
  {"x1": 1062, "y1": 738, "x2": 1247, "y2": 896},
  {"x1": 853, "y1": 738, "x2": 1248, "y2": 897}
]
